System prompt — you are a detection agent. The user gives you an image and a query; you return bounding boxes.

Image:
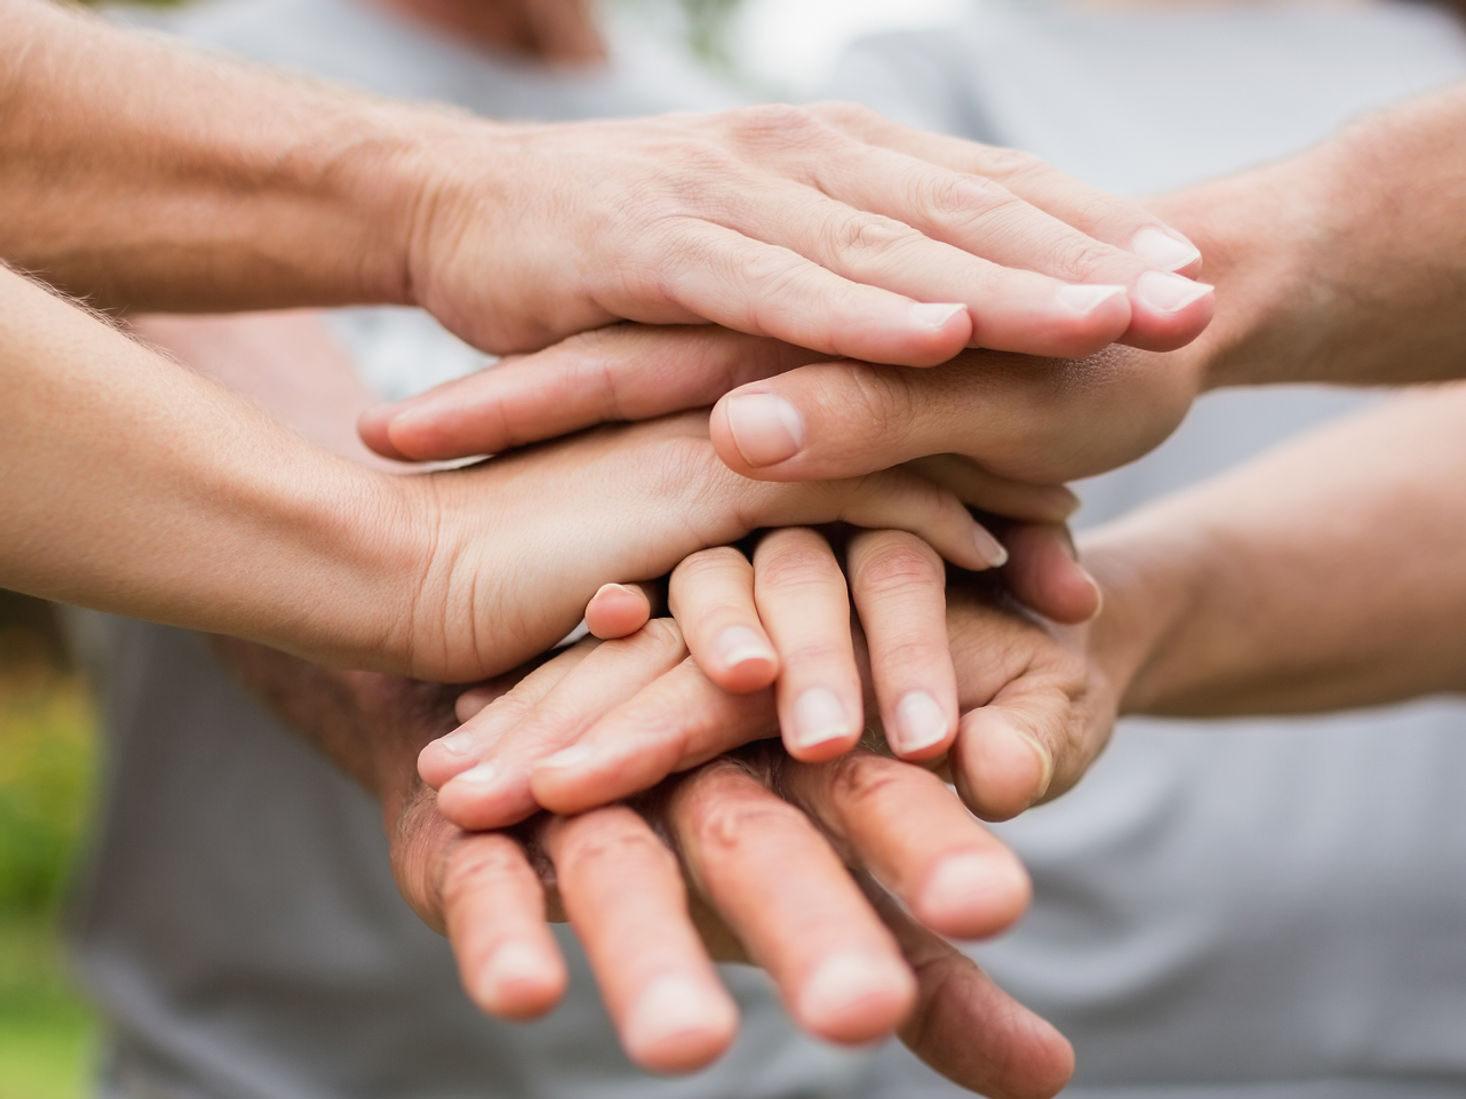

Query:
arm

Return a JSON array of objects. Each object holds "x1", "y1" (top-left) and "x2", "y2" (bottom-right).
[
  {"x1": 0, "y1": 0, "x2": 1210, "y2": 364},
  {"x1": 369, "y1": 82, "x2": 1466, "y2": 483},
  {"x1": 1091, "y1": 383, "x2": 1466, "y2": 717}
]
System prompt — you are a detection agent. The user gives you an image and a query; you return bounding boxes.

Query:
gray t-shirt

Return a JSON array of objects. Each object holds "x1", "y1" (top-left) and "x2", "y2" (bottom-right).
[{"x1": 70, "y1": 1, "x2": 1466, "y2": 1097}]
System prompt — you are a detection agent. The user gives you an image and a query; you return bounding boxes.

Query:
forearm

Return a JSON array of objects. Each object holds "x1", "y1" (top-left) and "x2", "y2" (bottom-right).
[
  {"x1": 0, "y1": 0, "x2": 464, "y2": 312},
  {"x1": 1157, "y1": 82, "x2": 1466, "y2": 390},
  {"x1": 0, "y1": 267, "x2": 415, "y2": 664},
  {"x1": 1083, "y1": 383, "x2": 1466, "y2": 717}
]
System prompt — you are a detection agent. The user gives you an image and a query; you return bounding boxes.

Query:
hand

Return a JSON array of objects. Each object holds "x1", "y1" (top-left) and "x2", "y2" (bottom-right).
[
  {"x1": 358, "y1": 322, "x2": 1203, "y2": 487},
  {"x1": 401, "y1": 101, "x2": 1213, "y2": 367},
  {"x1": 423, "y1": 525, "x2": 1125, "y2": 828},
  {"x1": 405, "y1": 658, "x2": 1073, "y2": 1094},
  {"x1": 374, "y1": 411, "x2": 1009, "y2": 682}
]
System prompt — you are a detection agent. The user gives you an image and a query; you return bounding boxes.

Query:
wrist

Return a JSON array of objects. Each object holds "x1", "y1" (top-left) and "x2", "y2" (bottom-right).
[
  {"x1": 1148, "y1": 154, "x2": 1332, "y2": 393},
  {"x1": 1077, "y1": 518, "x2": 1211, "y2": 716}
]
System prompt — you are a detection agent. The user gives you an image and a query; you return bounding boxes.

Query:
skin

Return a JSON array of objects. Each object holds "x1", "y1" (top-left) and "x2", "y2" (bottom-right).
[
  {"x1": 214, "y1": 631, "x2": 1075, "y2": 1095},
  {"x1": 8, "y1": 273, "x2": 1033, "y2": 683},
  {"x1": 127, "y1": 304, "x2": 1075, "y2": 1091},
  {"x1": 429, "y1": 383, "x2": 1466, "y2": 830},
  {"x1": 363, "y1": 81, "x2": 1466, "y2": 488},
  {"x1": 1, "y1": 0, "x2": 1209, "y2": 363}
]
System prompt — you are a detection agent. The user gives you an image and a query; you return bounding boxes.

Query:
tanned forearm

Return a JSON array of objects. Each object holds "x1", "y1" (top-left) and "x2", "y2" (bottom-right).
[
  {"x1": 0, "y1": 267, "x2": 418, "y2": 664},
  {"x1": 1154, "y1": 82, "x2": 1466, "y2": 392},
  {"x1": 0, "y1": 0, "x2": 448, "y2": 312},
  {"x1": 1083, "y1": 383, "x2": 1466, "y2": 718}
]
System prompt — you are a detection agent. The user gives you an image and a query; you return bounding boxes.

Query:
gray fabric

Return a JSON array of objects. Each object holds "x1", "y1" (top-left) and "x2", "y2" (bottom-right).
[
  {"x1": 68, "y1": 2, "x2": 1466, "y2": 1098},
  {"x1": 826, "y1": 3, "x2": 1466, "y2": 1096}
]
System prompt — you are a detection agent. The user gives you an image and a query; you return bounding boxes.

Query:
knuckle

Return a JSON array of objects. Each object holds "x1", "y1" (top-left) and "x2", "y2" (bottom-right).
[
  {"x1": 559, "y1": 823, "x2": 676, "y2": 878},
  {"x1": 977, "y1": 144, "x2": 1049, "y2": 181},
  {"x1": 691, "y1": 797, "x2": 806, "y2": 858},
  {"x1": 726, "y1": 102, "x2": 825, "y2": 145},
  {"x1": 442, "y1": 839, "x2": 524, "y2": 905},
  {"x1": 826, "y1": 752, "x2": 904, "y2": 810},
  {"x1": 854, "y1": 536, "x2": 944, "y2": 593},
  {"x1": 806, "y1": 99, "x2": 878, "y2": 130},
  {"x1": 828, "y1": 211, "x2": 918, "y2": 259},
  {"x1": 1042, "y1": 235, "x2": 1123, "y2": 283},
  {"x1": 755, "y1": 543, "x2": 842, "y2": 595},
  {"x1": 636, "y1": 616, "x2": 686, "y2": 654},
  {"x1": 675, "y1": 545, "x2": 750, "y2": 582}
]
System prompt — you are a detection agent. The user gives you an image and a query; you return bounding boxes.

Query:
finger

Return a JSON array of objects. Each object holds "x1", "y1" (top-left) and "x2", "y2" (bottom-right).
[
  {"x1": 750, "y1": 529, "x2": 864, "y2": 761},
  {"x1": 1000, "y1": 522, "x2": 1102, "y2": 625},
  {"x1": 421, "y1": 640, "x2": 597, "y2": 788},
  {"x1": 531, "y1": 655, "x2": 778, "y2": 814},
  {"x1": 668, "y1": 546, "x2": 778, "y2": 693},
  {"x1": 652, "y1": 221, "x2": 975, "y2": 367},
  {"x1": 784, "y1": 138, "x2": 1212, "y2": 352},
  {"x1": 847, "y1": 530, "x2": 957, "y2": 760},
  {"x1": 782, "y1": 751, "x2": 1029, "y2": 941},
  {"x1": 359, "y1": 326, "x2": 815, "y2": 462},
  {"x1": 870, "y1": 889, "x2": 1075, "y2": 1099},
  {"x1": 950, "y1": 672, "x2": 1108, "y2": 822},
  {"x1": 435, "y1": 621, "x2": 687, "y2": 829},
  {"x1": 725, "y1": 183, "x2": 1135, "y2": 360},
  {"x1": 544, "y1": 807, "x2": 738, "y2": 1073},
  {"x1": 584, "y1": 582, "x2": 655, "y2": 640},
  {"x1": 905, "y1": 454, "x2": 1079, "y2": 525},
  {"x1": 441, "y1": 831, "x2": 568, "y2": 1020},
  {"x1": 816, "y1": 101, "x2": 1201, "y2": 274},
  {"x1": 668, "y1": 760, "x2": 916, "y2": 1044},
  {"x1": 736, "y1": 458, "x2": 1007, "y2": 574}
]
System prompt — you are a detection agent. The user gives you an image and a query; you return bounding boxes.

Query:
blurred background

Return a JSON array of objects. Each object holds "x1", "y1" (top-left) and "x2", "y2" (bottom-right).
[{"x1": 0, "y1": 2, "x2": 963, "y2": 1097}]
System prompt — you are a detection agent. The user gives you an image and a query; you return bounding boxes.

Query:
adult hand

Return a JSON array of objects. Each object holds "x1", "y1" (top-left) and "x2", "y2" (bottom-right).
[
  {"x1": 402, "y1": 658, "x2": 1072, "y2": 1094},
  {"x1": 216, "y1": 636, "x2": 1073, "y2": 1095},
  {"x1": 373, "y1": 411, "x2": 1061, "y2": 683},
  {"x1": 361, "y1": 322, "x2": 1202, "y2": 488},
  {"x1": 423, "y1": 525, "x2": 1126, "y2": 829},
  {"x1": 404, "y1": 100, "x2": 1213, "y2": 367}
]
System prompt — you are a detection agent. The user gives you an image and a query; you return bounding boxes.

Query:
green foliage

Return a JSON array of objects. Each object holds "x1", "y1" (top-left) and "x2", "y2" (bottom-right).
[
  {"x1": 0, "y1": 672, "x2": 96, "y2": 915},
  {"x1": 0, "y1": 670, "x2": 97, "y2": 1099}
]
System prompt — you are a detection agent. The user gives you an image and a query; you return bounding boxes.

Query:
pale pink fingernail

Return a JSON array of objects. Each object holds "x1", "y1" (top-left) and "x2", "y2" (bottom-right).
[
  {"x1": 909, "y1": 302, "x2": 968, "y2": 331},
  {"x1": 1135, "y1": 271, "x2": 1214, "y2": 314},
  {"x1": 1131, "y1": 226, "x2": 1202, "y2": 271},
  {"x1": 1055, "y1": 283, "x2": 1126, "y2": 315},
  {"x1": 714, "y1": 626, "x2": 775, "y2": 671},
  {"x1": 789, "y1": 687, "x2": 854, "y2": 751},
  {"x1": 434, "y1": 729, "x2": 477, "y2": 757},
  {"x1": 798, "y1": 954, "x2": 910, "y2": 1029},
  {"x1": 921, "y1": 852, "x2": 1023, "y2": 923},
  {"x1": 891, "y1": 691, "x2": 951, "y2": 755},
  {"x1": 479, "y1": 942, "x2": 555, "y2": 1006},
  {"x1": 623, "y1": 975, "x2": 737, "y2": 1064},
  {"x1": 991, "y1": 720, "x2": 1054, "y2": 800},
  {"x1": 451, "y1": 761, "x2": 500, "y2": 786},
  {"x1": 723, "y1": 393, "x2": 805, "y2": 468},
  {"x1": 974, "y1": 525, "x2": 1008, "y2": 569}
]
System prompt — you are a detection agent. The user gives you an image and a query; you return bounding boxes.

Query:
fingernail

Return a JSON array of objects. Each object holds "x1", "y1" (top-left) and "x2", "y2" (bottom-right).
[
  {"x1": 798, "y1": 954, "x2": 906, "y2": 1028},
  {"x1": 624, "y1": 975, "x2": 736, "y2": 1059},
  {"x1": 537, "y1": 744, "x2": 594, "y2": 772},
  {"x1": 723, "y1": 393, "x2": 805, "y2": 468},
  {"x1": 1055, "y1": 283, "x2": 1126, "y2": 315},
  {"x1": 479, "y1": 942, "x2": 552, "y2": 1005},
  {"x1": 433, "y1": 729, "x2": 477, "y2": 757},
  {"x1": 598, "y1": 582, "x2": 639, "y2": 600},
  {"x1": 922, "y1": 852, "x2": 1024, "y2": 925},
  {"x1": 1135, "y1": 271, "x2": 1214, "y2": 314},
  {"x1": 790, "y1": 687, "x2": 853, "y2": 751},
  {"x1": 974, "y1": 525, "x2": 1008, "y2": 569},
  {"x1": 450, "y1": 761, "x2": 500, "y2": 787},
  {"x1": 909, "y1": 302, "x2": 968, "y2": 331},
  {"x1": 891, "y1": 691, "x2": 951, "y2": 755},
  {"x1": 1131, "y1": 226, "x2": 1202, "y2": 271},
  {"x1": 993, "y1": 721, "x2": 1054, "y2": 801},
  {"x1": 714, "y1": 625, "x2": 776, "y2": 671}
]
